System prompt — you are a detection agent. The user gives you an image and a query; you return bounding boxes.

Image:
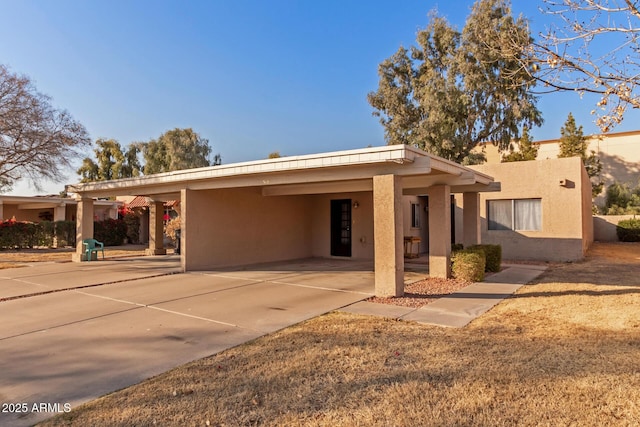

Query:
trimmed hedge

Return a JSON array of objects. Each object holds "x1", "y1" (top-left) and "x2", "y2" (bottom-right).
[
  {"x1": 0, "y1": 219, "x2": 128, "y2": 249},
  {"x1": 468, "y1": 244, "x2": 502, "y2": 273},
  {"x1": 94, "y1": 219, "x2": 128, "y2": 246},
  {"x1": 452, "y1": 249, "x2": 485, "y2": 282},
  {"x1": 617, "y1": 218, "x2": 640, "y2": 242},
  {"x1": 55, "y1": 221, "x2": 76, "y2": 247}
]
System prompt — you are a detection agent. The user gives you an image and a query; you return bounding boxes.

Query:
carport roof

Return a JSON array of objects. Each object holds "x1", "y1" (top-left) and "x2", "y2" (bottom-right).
[{"x1": 66, "y1": 145, "x2": 498, "y2": 199}]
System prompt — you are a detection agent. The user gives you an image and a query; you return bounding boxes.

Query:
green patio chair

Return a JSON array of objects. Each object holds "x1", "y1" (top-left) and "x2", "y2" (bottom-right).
[{"x1": 83, "y1": 238, "x2": 105, "y2": 261}]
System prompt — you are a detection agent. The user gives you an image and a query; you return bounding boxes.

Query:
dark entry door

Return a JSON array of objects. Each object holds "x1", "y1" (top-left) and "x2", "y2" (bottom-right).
[{"x1": 330, "y1": 199, "x2": 352, "y2": 257}]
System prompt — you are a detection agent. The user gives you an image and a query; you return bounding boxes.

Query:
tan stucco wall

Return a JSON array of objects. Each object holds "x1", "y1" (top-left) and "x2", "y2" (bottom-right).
[
  {"x1": 310, "y1": 192, "x2": 374, "y2": 260},
  {"x1": 470, "y1": 157, "x2": 592, "y2": 262},
  {"x1": 593, "y1": 214, "x2": 636, "y2": 241},
  {"x1": 182, "y1": 187, "x2": 313, "y2": 270},
  {"x1": 482, "y1": 131, "x2": 640, "y2": 206},
  {"x1": 1, "y1": 204, "x2": 113, "y2": 223},
  {"x1": 581, "y1": 163, "x2": 594, "y2": 253}
]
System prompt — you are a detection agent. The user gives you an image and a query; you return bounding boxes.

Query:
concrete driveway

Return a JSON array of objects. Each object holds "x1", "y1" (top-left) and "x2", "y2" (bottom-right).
[{"x1": 0, "y1": 257, "x2": 375, "y2": 427}]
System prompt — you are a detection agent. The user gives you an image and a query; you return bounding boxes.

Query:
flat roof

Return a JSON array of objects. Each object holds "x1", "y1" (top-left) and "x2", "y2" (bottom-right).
[{"x1": 67, "y1": 145, "x2": 497, "y2": 199}]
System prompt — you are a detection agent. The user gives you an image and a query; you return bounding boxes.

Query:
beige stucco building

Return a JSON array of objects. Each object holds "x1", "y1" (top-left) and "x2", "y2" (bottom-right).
[
  {"x1": 66, "y1": 146, "x2": 594, "y2": 295},
  {"x1": 468, "y1": 158, "x2": 593, "y2": 262},
  {"x1": 67, "y1": 146, "x2": 498, "y2": 297},
  {"x1": 0, "y1": 195, "x2": 120, "y2": 223},
  {"x1": 483, "y1": 129, "x2": 640, "y2": 206}
]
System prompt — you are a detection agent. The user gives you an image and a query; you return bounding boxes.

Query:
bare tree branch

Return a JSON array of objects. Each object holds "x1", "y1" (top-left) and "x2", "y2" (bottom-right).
[
  {"x1": 488, "y1": 1, "x2": 640, "y2": 131},
  {"x1": 0, "y1": 64, "x2": 90, "y2": 192}
]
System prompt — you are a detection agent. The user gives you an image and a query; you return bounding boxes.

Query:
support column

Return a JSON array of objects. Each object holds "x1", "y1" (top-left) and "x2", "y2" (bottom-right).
[
  {"x1": 54, "y1": 203, "x2": 66, "y2": 222},
  {"x1": 0, "y1": 202, "x2": 4, "y2": 221},
  {"x1": 180, "y1": 189, "x2": 189, "y2": 272},
  {"x1": 145, "y1": 200, "x2": 167, "y2": 255},
  {"x1": 373, "y1": 174, "x2": 404, "y2": 297},
  {"x1": 463, "y1": 192, "x2": 481, "y2": 248},
  {"x1": 72, "y1": 197, "x2": 94, "y2": 262},
  {"x1": 428, "y1": 185, "x2": 451, "y2": 278}
]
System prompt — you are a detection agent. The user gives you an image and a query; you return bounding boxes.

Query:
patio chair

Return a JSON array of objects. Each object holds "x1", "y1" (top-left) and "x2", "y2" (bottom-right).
[{"x1": 83, "y1": 238, "x2": 105, "y2": 261}]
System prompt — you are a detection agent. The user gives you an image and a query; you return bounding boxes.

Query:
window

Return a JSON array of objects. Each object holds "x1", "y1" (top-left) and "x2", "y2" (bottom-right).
[
  {"x1": 488, "y1": 199, "x2": 541, "y2": 231},
  {"x1": 411, "y1": 203, "x2": 420, "y2": 228}
]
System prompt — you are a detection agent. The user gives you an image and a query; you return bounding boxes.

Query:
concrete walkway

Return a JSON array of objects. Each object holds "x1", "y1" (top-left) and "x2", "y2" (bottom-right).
[{"x1": 340, "y1": 264, "x2": 548, "y2": 327}]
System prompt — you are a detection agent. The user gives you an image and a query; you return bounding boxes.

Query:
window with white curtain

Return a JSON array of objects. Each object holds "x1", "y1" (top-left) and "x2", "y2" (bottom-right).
[{"x1": 488, "y1": 199, "x2": 541, "y2": 231}]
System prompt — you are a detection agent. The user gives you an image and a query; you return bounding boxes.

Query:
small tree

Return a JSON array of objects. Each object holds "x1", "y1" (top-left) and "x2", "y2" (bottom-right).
[
  {"x1": 502, "y1": 127, "x2": 539, "y2": 162},
  {"x1": 604, "y1": 181, "x2": 640, "y2": 215},
  {"x1": 558, "y1": 113, "x2": 603, "y2": 198}
]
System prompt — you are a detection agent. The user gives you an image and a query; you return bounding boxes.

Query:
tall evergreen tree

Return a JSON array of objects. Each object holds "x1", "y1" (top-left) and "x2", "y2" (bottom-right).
[
  {"x1": 368, "y1": 0, "x2": 542, "y2": 164},
  {"x1": 558, "y1": 113, "x2": 603, "y2": 198},
  {"x1": 502, "y1": 127, "x2": 539, "y2": 162}
]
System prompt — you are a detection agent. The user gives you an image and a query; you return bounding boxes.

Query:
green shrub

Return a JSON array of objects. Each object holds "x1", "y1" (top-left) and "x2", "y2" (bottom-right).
[
  {"x1": 452, "y1": 249, "x2": 485, "y2": 282},
  {"x1": 123, "y1": 212, "x2": 140, "y2": 244},
  {"x1": 94, "y1": 219, "x2": 127, "y2": 246},
  {"x1": 451, "y1": 243, "x2": 464, "y2": 252},
  {"x1": 469, "y1": 244, "x2": 502, "y2": 272},
  {"x1": 55, "y1": 221, "x2": 76, "y2": 247},
  {"x1": 38, "y1": 221, "x2": 55, "y2": 247},
  {"x1": 616, "y1": 218, "x2": 640, "y2": 242}
]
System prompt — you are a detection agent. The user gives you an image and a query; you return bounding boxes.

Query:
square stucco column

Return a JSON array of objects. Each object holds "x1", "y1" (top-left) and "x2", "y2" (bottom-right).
[
  {"x1": 428, "y1": 185, "x2": 451, "y2": 278},
  {"x1": 180, "y1": 189, "x2": 190, "y2": 272},
  {"x1": 462, "y1": 192, "x2": 481, "y2": 248},
  {"x1": 373, "y1": 174, "x2": 404, "y2": 297},
  {"x1": 54, "y1": 204, "x2": 66, "y2": 222},
  {"x1": 72, "y1": 197, "x2": 94, "y2": 262},
  {"x1": 145, "y1": 200, "x2": 167, "y2": 255}
]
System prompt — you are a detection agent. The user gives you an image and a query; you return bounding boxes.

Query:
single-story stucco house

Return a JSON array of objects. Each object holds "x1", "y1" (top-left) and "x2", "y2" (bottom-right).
[
  {"x1": 0, "y1": 195, "x2": 120, "y2": 223},
  {"x1": 66, "y1": 146, "x2": 593, "y2": 297}
]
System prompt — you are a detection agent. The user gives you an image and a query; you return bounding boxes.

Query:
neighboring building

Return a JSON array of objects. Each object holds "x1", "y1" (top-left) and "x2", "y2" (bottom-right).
[
  {"x1": 482, "y1": 129, "x2": 640, "y2": 206},
  {"x1": 117, "y1": 196, "x2": 180, "y2": 243},
  {"x1": 66, "y1": 146, "x2": 594, "y2": 297},
  {"x1": 0, "y1": 195, "x2": 120, "y2": 223},
  {"x1": 468, "y1": 158, "x2": 593, "y2": 262}
]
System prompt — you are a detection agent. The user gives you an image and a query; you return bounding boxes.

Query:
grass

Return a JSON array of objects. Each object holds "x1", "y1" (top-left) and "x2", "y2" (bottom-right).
[
  {"x1": 41, "y1": 242, "x2": 640, "y2": 426},
  {"x1": 0, "y1": 245, "x2": 149, "y2": 268}
]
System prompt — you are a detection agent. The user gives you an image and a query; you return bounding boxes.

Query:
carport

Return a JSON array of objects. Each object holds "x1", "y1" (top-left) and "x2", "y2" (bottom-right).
[{"x1": 66, "y1": 146, "x2": 498, "y2": 297}]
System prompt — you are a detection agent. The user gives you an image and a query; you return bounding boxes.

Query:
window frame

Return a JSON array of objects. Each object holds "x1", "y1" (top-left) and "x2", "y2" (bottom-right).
[
  {"x1": 487, "y1": 198, "x2": 541, "y2": 231},
  {"x1": 410, "y1": 203, "x2": 420, "y2": 228}
]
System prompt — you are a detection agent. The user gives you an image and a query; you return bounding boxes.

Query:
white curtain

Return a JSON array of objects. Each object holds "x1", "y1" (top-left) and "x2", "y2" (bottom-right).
[
  {"x1": 488, "y1": 200, "x2": 512, "y2": 230},
  {"x1": 515, "y1": 199, "x2": 541, "y2": 231}
]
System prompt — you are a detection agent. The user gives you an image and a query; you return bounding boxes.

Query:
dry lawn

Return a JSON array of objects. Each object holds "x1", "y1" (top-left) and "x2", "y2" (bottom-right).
[
  {"x1": 41, "y1": 243, "x2": 640, "y2": 426},
  {"x1": 0, "y1": 245, "x2": 148, "y2": 268}
]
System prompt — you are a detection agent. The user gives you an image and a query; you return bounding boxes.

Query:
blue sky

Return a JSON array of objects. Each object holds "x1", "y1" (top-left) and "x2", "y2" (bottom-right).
[{"x1": 2, "y1": 0, "x2": 638, "y2": 195}]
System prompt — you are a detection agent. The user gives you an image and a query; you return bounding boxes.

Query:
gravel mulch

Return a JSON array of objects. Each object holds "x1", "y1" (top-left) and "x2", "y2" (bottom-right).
[{"x1": 367, "y1": 277, "x2": 472, "y2": 308}]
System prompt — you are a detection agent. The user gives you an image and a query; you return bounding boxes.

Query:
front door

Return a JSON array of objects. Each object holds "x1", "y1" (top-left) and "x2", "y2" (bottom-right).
[{"x1": 330, "y1": 199, "x2": 352, "y2": 257}]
